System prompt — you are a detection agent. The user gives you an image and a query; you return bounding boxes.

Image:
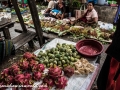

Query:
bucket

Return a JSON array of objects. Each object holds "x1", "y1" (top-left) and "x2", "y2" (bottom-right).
[
  {"x1": 97, "y1": 0, "x2": 105, "y2": 5},
  {"x1": 87, "y1": 0, "x2": 98, "y2": 4}
]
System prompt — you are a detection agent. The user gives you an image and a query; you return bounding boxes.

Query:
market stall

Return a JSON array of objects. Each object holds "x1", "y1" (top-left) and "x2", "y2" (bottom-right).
[
  {"x1": 0, "y1": 1, "x2": 111, "y2": 89},
  {"x1": 16, "y1": 13, "x2": 115, "y2": 44},
  {"x1": 33, "y1": 38, "x2": 101, "y2": 90},
  {"x1": 0, "y1": 38, "x2": 101, "y2": 90},
  {"x1": 11, "y1": 0, "x2": 116, "y2": 45}
]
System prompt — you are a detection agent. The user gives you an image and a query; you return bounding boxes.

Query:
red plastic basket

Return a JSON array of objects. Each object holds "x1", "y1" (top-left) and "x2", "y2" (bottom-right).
[{"x1": 76, "y1": 39, "x2": 103, "y2": 57}]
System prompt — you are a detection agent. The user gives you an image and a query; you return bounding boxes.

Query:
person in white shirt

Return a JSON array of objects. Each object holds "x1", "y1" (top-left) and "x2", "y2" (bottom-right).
[
  {"x1": 76, "y1": 1, "x2": 98, "y2": 27},
  {"x1": 44, "y1": 0, "x2": 55, "y2": 16}
]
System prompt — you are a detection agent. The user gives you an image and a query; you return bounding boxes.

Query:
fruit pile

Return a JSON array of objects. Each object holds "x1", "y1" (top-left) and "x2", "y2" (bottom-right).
[
  {"x1": 70, "y1": 27, "x2": 84, "y2": 35},
  {"x1": 0, "y1": 52, "x2": 44, "y2": 90},
  {"x1": 0, "y1": 52, "x2": 69, "y2": 90},
  {"x1": 37, "y1": 43, "x2": 81, "y2": 68},
  {"x1": 74, "y1": 58, "x2": 95, "y2": 75}
]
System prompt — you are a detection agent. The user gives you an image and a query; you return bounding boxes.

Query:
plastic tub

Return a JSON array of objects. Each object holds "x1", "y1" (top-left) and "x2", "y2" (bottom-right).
[
  {"x1": 76, "y1": 39, "x2": 103, "y2": 57},
  {"x1": 97, "y1": 0, "x2": 105, "y2": 5}
]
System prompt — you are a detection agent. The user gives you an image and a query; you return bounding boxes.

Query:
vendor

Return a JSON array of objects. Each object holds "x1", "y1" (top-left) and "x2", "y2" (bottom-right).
[
  {"x1": 76, "y1": 1, "x2": 98, "y2": 28},
  {"x1": 8, "y1": 0, "x2": 13, "y2": 8},
  {"x1": 20, "y1": 0, "x2": 28, "y2": 7},
  {"x1": 44, "y1": 0, "x2": 55, "y2": 17},
  {"x1": 55, "y1": 2, "x2": 68, "y2": 19}
]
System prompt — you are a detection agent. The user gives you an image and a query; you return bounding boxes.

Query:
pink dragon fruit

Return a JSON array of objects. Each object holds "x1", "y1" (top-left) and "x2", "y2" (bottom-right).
[
  {"x1": 33, "y1": 72, "x2": 42, "y2": 81},
  {"x1": 37, "y1": 85, "x2": 49, "y2": 90},
  {"x1": 0, "y1": 68, "x2": 10, "y2": 78},
  {"x1": 0, "y1": 81, "x2": 5, "y2": 86},
  {"x1": 32, "y1": 64, "x2": 38, "y2": 72},
  {"x1": 0, "y1": 81, "x2": 7, "y2": 90},
  {"x1": 37, "y1": 64, "x2": 45, "y2": 72},
  {"x1": 48, "y1": 66, "x2": 62, "y2": 79},
  {"x1": 19, "y1": 60, "x2": 29, "y2": 70},
  {"x1": 24, "y1": 73, "x2": 33, "y2": 85},
  {"x1": 55, "y1": 76, "x2": 68, "y2": 89},
  {"x1": 14, "y1": 74, "x2": 25, "y2": 85},
  {"x1": 9, "y1": 64, "x2": 21, "y2": 76},
  {"x1": 24, "y1": 73, "x2": 31, "y2": 80},
  {"x1": 29, "y1": 59, "x2": 38, "y2": 68},
  {"x1": 5, "y1": 75, "x2": 14, "y2": 85},
  {"x1": 43, "y1": 76, "x2": 54, "y2": 87},
  {"x1": 23, "y1": 52, "x2": 36, "y2": 60},
  {"x1": 63, "y1": 66, "x2": 74, "y2": 77},
  {"x1": 32, "y1": 64, "x2": 45, "y2": 72}
]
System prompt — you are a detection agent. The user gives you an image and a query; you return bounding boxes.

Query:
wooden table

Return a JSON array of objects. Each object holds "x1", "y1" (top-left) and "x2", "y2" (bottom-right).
[{"x1": 0, "y1": 21, "x2": 14, "y2": 39}]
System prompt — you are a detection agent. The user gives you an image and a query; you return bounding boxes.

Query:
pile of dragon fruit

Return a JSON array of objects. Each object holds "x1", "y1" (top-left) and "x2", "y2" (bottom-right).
[{"x1": 0, "y1": 52, "x2": 74, "y2": 90}]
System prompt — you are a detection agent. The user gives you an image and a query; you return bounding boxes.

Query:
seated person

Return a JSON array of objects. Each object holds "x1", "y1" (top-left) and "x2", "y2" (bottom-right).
[
  {"x1": 76, "y1": 1, "x2": 98, "y2": 28},
  {"x1": 44, "y1": 0, "x2": 55, "y2": 17},
  {"x1": 55, "y1": 2, "x2": 68, "y2": 19},
  {"x1": 8, "y1": 0, "x2": 13, "y2": 8},
  {"x1": 21, "y1": 0, "x2": 28, "y2": 7}
]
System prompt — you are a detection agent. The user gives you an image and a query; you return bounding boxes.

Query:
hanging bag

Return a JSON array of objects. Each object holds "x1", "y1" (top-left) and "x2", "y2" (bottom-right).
[
  {"x1": 0, "y1": 38, "x2": 15, "y2": 62},
  {"x1": 80, "y1": 0, "x2": 87, "y2": 3},
  {"x1": 75, "y1": 4, "x2": 86, "y2": 19}
]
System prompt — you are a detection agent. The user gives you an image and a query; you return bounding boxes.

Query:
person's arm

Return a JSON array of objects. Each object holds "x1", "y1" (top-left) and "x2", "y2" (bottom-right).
[
  {"x1": 44, "y1": 8, "x2": 51, "y2": 13},
  {"x1": 61, "y1": 13, "x2": 64, "y2": 19},
  {"x1": 44, "y1": 1, "x2": 54, "y2": 13},
  {"x1": 76, "y1": 14, "x2": 84, "y2": 21},
  {"x1": 60, "y1": 6, "x2": 66, "y2": 19},
  {"x1": 76, "y1": 9, "x2": 88, "y2": 21},
  {"x1": 87, "y1": 17, "x2": 98, "y2": 24}
]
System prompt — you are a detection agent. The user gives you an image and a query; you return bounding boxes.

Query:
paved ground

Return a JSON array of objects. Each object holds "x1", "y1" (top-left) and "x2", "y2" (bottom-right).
[{"x1": 0, "y1": 15, "x2": 109, "y2": 90}]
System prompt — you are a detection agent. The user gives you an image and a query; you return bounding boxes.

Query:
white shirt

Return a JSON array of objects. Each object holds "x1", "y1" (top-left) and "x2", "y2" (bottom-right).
[
  {"x1": 85, "y1": 9, "x2": 98, "y2": 21},
  {"x1": 48, "y1": 1, "x2": 55, "y2": 10}
]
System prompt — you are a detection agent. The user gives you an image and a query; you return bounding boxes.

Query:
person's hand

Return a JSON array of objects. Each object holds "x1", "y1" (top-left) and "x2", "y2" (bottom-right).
[{"x1": 44, "y1": 9, "x2": 47, "y2": 14}]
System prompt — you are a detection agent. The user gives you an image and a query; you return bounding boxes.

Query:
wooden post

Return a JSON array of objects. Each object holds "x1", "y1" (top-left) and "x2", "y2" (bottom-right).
[
  {"x1": 27, "y1": 0, "x2": 43, "y2": 47},
  {"x1": 3, "y1": 27, "x2": 11, "y2": 39},
  {"x1": 11, "y1": 0, "x2": 27, "y2": 33},
  {"x1": 28, "y1": 40, "x2": 34, "y2": 48}
]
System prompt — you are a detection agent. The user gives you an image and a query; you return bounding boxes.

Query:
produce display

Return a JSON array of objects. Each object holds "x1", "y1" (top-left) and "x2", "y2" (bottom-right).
[
  {"x1": 41, "y1": 20, "x2": 71, "y2": 36},
  {"x1": 37, "y1": 43, "x2": 81, "y2": 68},
  {"x1": 36, "y1": 43, "x2": 95, "y2": 75},
  {"x1": 11, "y1": 7, "x2": 29, "y2": 14},
  {"x1": 74, "y1": 58, "x2": 95, "y2": 75},
  {"x1": 16, "y1": 13, "x2": 115, "y2": 44},
  {"x1": 0, "y1": 41, "x2": 96, "y2": 89},
  {"x1": 69, "y1": 26, "x2": 115, "y2": 44},
  {"x1": 16, "y1": 14, "x2": 32, "y2": 23},
  {"x1": 63, "y1": 66, "x2": 75, "y2": 77},
  {"x1": 0, "y1": 52, "x2": 68, "y2": 90}
]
